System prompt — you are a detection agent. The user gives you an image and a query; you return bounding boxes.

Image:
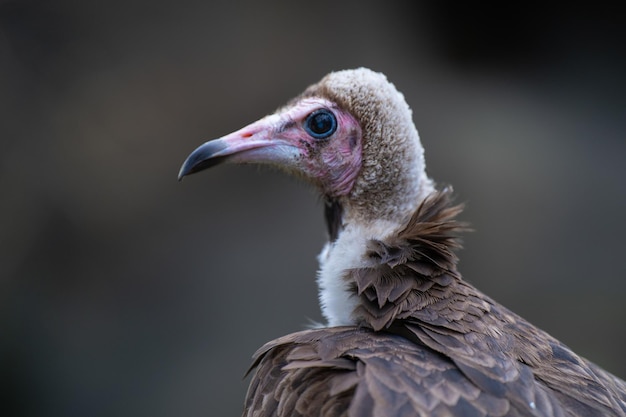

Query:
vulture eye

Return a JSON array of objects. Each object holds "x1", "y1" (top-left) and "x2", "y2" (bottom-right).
[{"x1": 304, "y1": 109, "x2": 337, "y2": 139}]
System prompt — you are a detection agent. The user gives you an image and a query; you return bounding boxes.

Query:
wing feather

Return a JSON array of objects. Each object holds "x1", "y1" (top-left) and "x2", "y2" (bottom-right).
[{"x1": 243, "y1": 190, "x2": 626, "y2": 417}]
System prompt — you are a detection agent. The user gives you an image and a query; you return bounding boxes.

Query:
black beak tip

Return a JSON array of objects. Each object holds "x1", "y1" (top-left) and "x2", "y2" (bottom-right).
[
  {"x1": 177, "y1": 162, "x2": 192, "y2": 181},
  {"x1": 178, "y1": 140, "x2": 230, "y2": 182},
  {"x1": 177, "y1": 157, "x2": 196, "y2": 181}
]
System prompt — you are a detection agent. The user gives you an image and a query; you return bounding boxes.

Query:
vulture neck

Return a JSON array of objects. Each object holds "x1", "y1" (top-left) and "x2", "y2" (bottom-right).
[{"x1": 317, "y1": 174, "x2": 436, "y2": 327}]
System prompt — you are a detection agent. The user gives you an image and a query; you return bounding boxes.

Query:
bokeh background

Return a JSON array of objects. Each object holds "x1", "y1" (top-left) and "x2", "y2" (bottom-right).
[{"x1": 1, "y1": 1, "x2": 625, "y2": 416}]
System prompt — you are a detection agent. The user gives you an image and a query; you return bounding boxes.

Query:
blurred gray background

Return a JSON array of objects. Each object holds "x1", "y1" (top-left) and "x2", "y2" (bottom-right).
[{"x1": 1, "y1": 1, "x2": 625, "y2": 416}]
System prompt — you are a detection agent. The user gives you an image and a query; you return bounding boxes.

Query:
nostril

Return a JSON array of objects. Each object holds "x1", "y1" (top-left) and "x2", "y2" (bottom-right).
[{"x1": 242, "y1": 132, "x2": 253, "y2": 138}]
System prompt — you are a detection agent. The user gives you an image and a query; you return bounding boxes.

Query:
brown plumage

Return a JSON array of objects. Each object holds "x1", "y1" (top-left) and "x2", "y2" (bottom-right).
[
  {"x1": 178, "y1": 68, "x2": 626, "y2": 417},
  {"x1": 245, "y1": 190, "x2": 626, "y2": 417}
]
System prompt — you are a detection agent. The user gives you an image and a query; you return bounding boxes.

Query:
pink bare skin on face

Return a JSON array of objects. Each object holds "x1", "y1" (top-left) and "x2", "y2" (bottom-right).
[
  {"x1": 275, "y1": 98, "x2": 363, "y2": 197},
  {"x1": 179, "y1": 98, "x2": 363, "y2": 198}
]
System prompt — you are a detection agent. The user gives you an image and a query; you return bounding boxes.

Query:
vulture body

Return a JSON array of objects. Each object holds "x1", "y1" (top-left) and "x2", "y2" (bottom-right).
[{"x1": 179, "y1": 68, "x2": 626, "y2": 417}]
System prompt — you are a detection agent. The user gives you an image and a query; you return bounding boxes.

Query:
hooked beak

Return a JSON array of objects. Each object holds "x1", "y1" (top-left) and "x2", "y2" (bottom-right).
[{"x1": 178, "y1": 114, "x2": 301, "y2": 181}]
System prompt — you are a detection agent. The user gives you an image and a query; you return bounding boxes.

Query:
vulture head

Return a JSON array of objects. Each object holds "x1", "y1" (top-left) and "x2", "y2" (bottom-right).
[{"x1": 179, "y1": 68, "x2": 437, "y2": 327}]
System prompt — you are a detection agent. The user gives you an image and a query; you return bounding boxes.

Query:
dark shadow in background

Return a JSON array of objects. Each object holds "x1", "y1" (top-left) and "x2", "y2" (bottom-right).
[{"x1": 1, "y1": 1, "x2": 625, "y2": 416}]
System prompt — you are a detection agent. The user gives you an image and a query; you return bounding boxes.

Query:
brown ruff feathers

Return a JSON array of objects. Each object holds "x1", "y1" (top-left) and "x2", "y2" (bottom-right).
[
  {"x1": 246, "y1": 188, "x2": 626, "y2": 416},
  {"x1": 349, "y1": 188, "x2": 469, "y2": 331}
]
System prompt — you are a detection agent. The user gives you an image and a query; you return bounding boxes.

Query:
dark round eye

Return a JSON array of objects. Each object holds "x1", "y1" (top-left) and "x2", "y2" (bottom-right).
[{"x1": 304, "y1": 109, "x2": 337, "y2": 139}]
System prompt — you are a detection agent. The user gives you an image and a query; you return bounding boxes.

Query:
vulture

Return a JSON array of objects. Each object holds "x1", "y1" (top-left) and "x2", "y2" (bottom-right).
[{"x1": 178, "y1": 68, "x2": 626, "y2": 417}]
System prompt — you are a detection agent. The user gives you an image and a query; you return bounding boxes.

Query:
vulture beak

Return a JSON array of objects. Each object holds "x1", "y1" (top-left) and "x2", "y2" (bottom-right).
[
  {"x1": 179, "y1": 97, "x2": 362, "y2": 197},
  {"x1": 178, "y1": 113, "x2": 301, "y2": 181}
]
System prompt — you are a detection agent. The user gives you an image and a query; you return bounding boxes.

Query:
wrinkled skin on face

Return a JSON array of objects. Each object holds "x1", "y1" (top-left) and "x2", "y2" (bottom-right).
[{"x1": 179, "y1": 98, "x2": 362, "y2": 198}]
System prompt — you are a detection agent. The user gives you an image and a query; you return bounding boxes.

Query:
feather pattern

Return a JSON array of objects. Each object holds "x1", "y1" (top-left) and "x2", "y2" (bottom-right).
[
  {"x1": 244, "y1": 189, "x2": 626, "y2": 417},
  {"x1": 178, "y1": 67, "x2": 626, "y2": 417}
]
